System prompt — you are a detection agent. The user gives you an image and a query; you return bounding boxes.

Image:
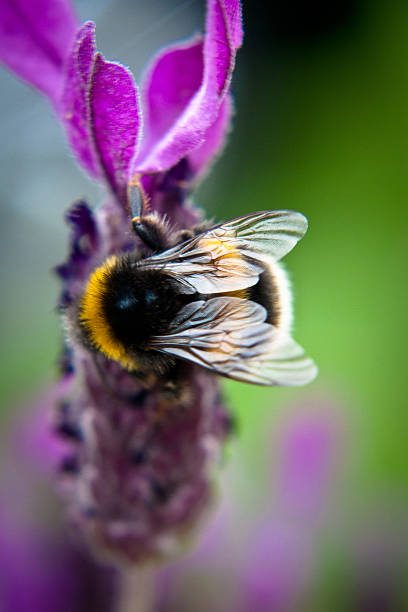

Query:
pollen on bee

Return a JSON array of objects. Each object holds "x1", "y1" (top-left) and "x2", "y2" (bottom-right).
[
  {"x1": 199, "y1": 237, "x2": 250, "y2": 284},
  {"x1": 201, "y1": 238, "x2": 237, "y2": 254}
]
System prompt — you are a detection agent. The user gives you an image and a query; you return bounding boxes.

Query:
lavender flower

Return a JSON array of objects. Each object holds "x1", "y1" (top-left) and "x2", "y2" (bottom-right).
[
  {"x1": 0, "y1": 507, "x2": 118, "y2": 612},
  {"x1": 240, "y1": 405, "x2": 341, "y2": 612},
  {"x1": 154, "y1": 403, "x2": 342, "y2": 612},
  {"x1": 0, "y1": 395, "x2": 118, "y2": 612},
  {"x1": 0, "y1": 0, "x2": 242, "y2": 564}
]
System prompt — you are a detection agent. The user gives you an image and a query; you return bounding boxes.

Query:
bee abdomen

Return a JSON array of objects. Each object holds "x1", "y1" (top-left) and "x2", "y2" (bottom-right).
[{"x1": 247, "y1": 261, "x2": 291, "y2": 331}]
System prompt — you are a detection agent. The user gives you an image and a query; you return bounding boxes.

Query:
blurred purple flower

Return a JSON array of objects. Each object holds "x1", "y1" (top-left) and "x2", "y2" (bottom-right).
[
  {"x1": 154, "y1": 403, "x2": 343, "y2": 612},
  {"x1": 240, "y1": 404, "x2": 341, "y2": 612},
  {"x1": 275, "y1": 405, "x2": 341, "y2": 522},
  {"x1": 0, "y1": 0, "x2": 242, "y2": 565},
  {"x1": 0, "y1": 515, "x2": 118, "y2": 612},
  {"x1": 0, "y1": 395, "x2": 118, "y2": 612},
  {"x1": 0, "y1": 0, "x2": 77, "y2": 108}
]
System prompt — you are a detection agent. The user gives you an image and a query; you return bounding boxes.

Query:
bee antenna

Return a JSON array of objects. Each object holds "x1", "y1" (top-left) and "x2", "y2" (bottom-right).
[{"x1": 127, "y1": 174, "x2": 149, "y2": 220}]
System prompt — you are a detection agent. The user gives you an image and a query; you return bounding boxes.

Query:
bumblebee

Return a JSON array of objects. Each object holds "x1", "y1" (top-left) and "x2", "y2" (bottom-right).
[{"x1": 73, "y1": 187, "x2": 317, "y2": 386}]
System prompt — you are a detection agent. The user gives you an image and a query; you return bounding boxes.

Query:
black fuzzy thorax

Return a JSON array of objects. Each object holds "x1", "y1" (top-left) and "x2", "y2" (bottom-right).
[{"x1": 103, "y1": 260, "x2": 185, "y2": 350}]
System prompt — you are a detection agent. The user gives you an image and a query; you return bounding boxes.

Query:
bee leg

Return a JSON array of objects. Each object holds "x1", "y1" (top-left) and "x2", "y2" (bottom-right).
[
  {"x1": 161, "y1": 379, "x2": 181, "y2": 399},
  {"x1": 131, "y1": 215, "x2": 170, "y2": 252},
  {"x1": 157, "y1": 361, "x2": 194, "y2": 404}
]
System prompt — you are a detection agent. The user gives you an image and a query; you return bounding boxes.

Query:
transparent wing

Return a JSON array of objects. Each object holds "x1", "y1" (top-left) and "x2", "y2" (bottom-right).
[
  {"x1": 212, "y1": 209, "x2": 308, "y2": 261},
  {"x1": 139, "y1": 210, "x2": 308, "y2": 294},
  {"x1": 150, "y1": 297, "x2": 317, "y2": 386}
]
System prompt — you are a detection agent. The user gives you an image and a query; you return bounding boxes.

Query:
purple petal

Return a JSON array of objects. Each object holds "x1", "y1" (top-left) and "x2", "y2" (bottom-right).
[
  {"x1": 61, "y1": 22, "x2": 101, "y2": 179},
  {"x1": 188, "y1": 93, "x2": 233, "y2": 179},
  {"x1": 132, "y1": 0, "x2": 242, "y2": 174},
  {"x1": 136, "y1": 36, "x2": 204, "y2": 167},
  {"x1": 0, "y1": 0, "x2": 77, "y2": 108},
  {"x1": 203, "y1": 0, "x2": 233, "y2": 97},
  {"x1": 89, "y1": 53, "x2": 141, "y2": 206},
  {"x1": 62, "y1": 23, "x2": 141, "y2": 204},
  {"x1": 222, "y1": 0, "x2": 244, "y2": 49}
]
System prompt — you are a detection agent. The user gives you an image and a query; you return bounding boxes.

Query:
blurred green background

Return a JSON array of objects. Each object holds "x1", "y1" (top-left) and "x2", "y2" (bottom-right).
[
  {"x1": 230, "y1": 0, "x2": 408, "y2": 483},
  {"x1": 197, "y1": 0, "x2": 408, "y2": 513},
  {"x1": 0, "y1": 0, "x2": 407, "y2": 608}
]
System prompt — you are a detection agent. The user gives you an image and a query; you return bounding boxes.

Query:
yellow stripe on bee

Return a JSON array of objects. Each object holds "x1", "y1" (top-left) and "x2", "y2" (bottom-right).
[{"x1": 79, "y1": 256, "x2": 138, "y2": 370}]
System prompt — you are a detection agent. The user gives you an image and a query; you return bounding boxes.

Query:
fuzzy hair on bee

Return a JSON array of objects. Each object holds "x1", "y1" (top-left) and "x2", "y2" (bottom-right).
[{"x1": 68, "y1": 188, "x2": 317, "y2": 387}]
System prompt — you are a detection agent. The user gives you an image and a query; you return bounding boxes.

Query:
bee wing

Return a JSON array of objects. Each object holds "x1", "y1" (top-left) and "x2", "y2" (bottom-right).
[
  {"x1": 140, "y1": 210, "x2": 308, "y2": 294},
  {"x1": 150, "y1": 297, "x2": 317, "y2": 386}
]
